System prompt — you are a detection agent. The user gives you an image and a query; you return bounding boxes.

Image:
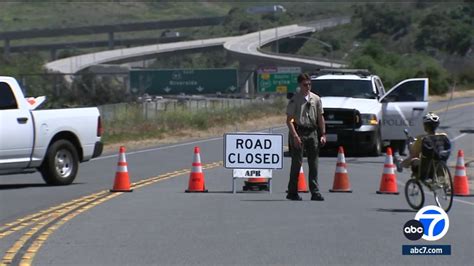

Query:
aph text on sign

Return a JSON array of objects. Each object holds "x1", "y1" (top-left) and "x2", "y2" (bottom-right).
[{"x1": 224, "y1": 133, "x2": 283, "y2": 169}]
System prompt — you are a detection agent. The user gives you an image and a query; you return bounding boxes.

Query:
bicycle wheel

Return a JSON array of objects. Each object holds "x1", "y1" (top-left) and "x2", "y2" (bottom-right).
[
  {"x1": 432, "y1": 162, "x2": 453, "y2": 212},
  {"x1": 405, "y1": 179, "x2": 424, "y2": 210}
]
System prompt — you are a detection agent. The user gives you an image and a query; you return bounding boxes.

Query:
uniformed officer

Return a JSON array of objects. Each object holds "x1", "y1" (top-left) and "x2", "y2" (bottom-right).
[{"x1": 286, "y1": 73, "x2": 326, "y2": 201}]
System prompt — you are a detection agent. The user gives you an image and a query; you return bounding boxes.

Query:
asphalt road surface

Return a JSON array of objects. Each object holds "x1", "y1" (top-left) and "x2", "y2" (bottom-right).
[{"x1": 1, "y1": 97, "x2": 473, "y2": 265}]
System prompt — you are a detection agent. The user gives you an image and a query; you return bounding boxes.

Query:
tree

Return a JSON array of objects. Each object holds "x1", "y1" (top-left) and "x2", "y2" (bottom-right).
[
  {"x1": 350, "y1": 41, "x2": 451, "y2": 94},
  {"x1": 415, "y1": 7, "x2": 473, "y2": 56},
  {"x1": 355, "y1": 4, "x2": 411, "y2": 38}
]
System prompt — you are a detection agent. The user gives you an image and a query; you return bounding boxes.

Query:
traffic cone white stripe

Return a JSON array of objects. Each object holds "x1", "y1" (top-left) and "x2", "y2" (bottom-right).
[
  {"x1": 383, "y1": 166, "x2": 395, "y2": 175},
  {"x1": 336, "y1": 166, "x2": 347, "y2": 173},
  {"x1": 377, "y1": 147, "x2": 399, "y2": 194},
  {"x1": 453, "y1": 149, "x2": 472, "y2": 196},
  {"x1": 335, "y1": 148, "x2": 347, "y2": 173},
  {"x1": 337, "y1": 152, "x2": 345, "y2": 161},
  {"x1": 186, "y1": 146, "x2": 207, "y2": 192},
  {"x1": 329, "y1": 146, "x2": 352, "y2": 192},
  {"x1": 194, "y1": 153, "x2": 201, "y2": 163},
  {"x1": 116, "y1": 151, "x2": 128, "y2": 172},
  {"x1": 383, "y1": 148, "x2": 396, "y2": 174},
  {"x1": 454, "y1": 150, "x2": 467, "y2": 177},
  {"x1": 455, "y1": 168, "x2": 466, "y2": 176},
  {"x1": 117, "y1": 165, "x2": 128, "y2": 172},
  {"x1": 192, "y1": 153, "x2": 203, "y2": 172},
  {"x1": 110, "y1": 146, "x2": 133, "y2": 192},
  {"x1": 192, "y1": 165, "x2": 203, "y2": 173}
]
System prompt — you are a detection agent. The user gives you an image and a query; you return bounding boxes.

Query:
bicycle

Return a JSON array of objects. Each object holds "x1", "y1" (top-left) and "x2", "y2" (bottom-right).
[{"x1": 396, "y1": 129, "x2": 453, "y2": 213}]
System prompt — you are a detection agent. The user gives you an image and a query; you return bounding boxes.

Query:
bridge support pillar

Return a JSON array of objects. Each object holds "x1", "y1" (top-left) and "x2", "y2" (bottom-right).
[
  {"x1": 108, "y1": 32, "x2": 115, "y2": 50},
  {"x1": 3, "y1": 39, "x2": 10, "y2": 58},
  {"x1": 238, "y1": 62, "x2": 256, "y2": 97},
  {"x1": 50, "y1": 49, "x2": 57, "y2": 61}
]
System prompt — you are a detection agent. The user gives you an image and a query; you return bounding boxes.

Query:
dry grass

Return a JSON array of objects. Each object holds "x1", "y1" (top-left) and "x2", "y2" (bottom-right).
[
  {"x1": 104, "y1": 89, "x2": 474, "y2": 153},
  {"x1": 429, "y1": 88, "x2": 474, "y2": 102},
  {"x1": 103, "y1": 114, "x2": 286, "y2": 154}
]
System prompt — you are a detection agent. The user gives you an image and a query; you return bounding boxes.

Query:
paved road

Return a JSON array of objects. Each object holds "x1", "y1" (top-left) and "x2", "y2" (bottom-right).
[{"x1": 0, "y1": 98, "x2": 473, "y2": 265}]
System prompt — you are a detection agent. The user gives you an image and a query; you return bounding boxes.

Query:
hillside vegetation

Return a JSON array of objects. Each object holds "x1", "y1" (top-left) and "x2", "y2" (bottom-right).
[
  {"x1": 0, "y1": 1, "x2": 472, "y2": 105},
  {"x1": 1, "y1": 1, "x2": 471, "y2": 146},
  {"x1": 295, "y1": 3, "x2": 473, "y2": 94}
]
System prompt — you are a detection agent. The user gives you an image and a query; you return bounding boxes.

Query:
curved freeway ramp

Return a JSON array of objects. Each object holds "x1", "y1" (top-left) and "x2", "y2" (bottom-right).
[
  {"x1": 224, "y1": 17, "x2": 350, "y2": 69},
  {"x1": 45, "y1": 37, "x2": 237, "y2": 74},
  {"x1": 44, "y1": 17, "x2": 350, "y2": 74}
]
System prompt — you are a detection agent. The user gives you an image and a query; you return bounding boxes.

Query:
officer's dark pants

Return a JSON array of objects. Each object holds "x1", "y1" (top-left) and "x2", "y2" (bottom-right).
[{"x1": 288, "y1": 129, "x2": 320, "y2": 195}]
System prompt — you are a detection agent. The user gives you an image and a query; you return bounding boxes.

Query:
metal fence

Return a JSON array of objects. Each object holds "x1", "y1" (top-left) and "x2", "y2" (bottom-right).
[{"x1": 98, "y1": 97, "x2": 274, "y2": 121}]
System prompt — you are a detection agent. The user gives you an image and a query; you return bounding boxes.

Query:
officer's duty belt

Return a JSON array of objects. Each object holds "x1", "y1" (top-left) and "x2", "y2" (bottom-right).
[{"x1": 296, "y1": 125, "x2": 316, "y2": 135}]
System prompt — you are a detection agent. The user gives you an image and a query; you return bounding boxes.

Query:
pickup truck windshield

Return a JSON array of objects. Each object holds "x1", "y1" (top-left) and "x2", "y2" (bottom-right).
[{"x1": 311, "y1": 80, "x2": 376, "y2": 99}]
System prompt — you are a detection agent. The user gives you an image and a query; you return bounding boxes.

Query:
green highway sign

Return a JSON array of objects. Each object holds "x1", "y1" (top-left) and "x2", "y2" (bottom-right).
[
  {"x1": 257, "y1": 67, "x2": 301, "y2": 93},
  {"x1": 130, "y1": 68, "x2": 238, "y2": 95}
]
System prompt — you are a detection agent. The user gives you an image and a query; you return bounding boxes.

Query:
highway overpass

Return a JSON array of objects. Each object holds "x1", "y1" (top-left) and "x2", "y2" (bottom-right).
[{"x1": 44, "y1": 17, "x2": 350, "y2": 91}]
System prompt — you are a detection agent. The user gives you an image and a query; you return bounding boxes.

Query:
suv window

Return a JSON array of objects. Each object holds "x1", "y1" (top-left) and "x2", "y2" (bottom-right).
[
  {"x1": 374, "y1": 78, "x2": 385, "y2": 96},
  {"x1": 0, "y1": 82, "x2": 18, "y2": 109},
  {"x1": 385, "y1": 80, "x2": 425, "y2": 102},
  {"x1": 311, "y1": 79, "x2": 376, "y2": 99}
]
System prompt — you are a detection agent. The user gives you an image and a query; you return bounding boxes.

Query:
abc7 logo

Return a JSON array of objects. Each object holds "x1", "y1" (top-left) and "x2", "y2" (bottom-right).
[
  {"x1": 403, "y1": 220, "x2": 424, "y2": 241},
  {"x1": 403, "y1": 206, "x2": 450, "y2": 241}
]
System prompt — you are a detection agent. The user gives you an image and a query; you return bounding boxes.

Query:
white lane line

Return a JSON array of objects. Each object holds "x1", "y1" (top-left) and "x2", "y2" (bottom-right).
[
  {"x1": 453, "y1": 198, "x2": 474, "y2": 206},
  {"x1": 450, "y1": 133, "x2": 467, "y2": 142},
  {"x1": 95, "y1": 137, "x2": 223, "y2": 160},
  {"x1": 395, "y1": 179, "x2": 474, "y2": 207},
  {"x1": 95, "y1": 126, "x2": 288, "y2": 160}
]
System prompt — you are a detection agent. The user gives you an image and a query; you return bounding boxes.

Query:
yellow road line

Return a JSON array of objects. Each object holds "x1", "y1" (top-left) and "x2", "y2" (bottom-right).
[
  {"x1": 0, "y1": 193, "x2": 108, "y2": 239},
  {"x1": 431, "y1": 101, "x2": 474, "y2": 114},
  {"x1": 1, "y1": 162, "x2": 223, "y2": 266},
  {"x1": 18, "y1": 193, "x2": 121, "y2": 266},
  {"x1": 1, "y1": 193, "x2": 108, "y2": 265}
]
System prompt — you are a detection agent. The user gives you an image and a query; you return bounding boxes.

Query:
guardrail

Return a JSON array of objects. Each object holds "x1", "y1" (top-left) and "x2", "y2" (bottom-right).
[{"x1": 258, "y1": 49, "x2": 348, "y2": 67}]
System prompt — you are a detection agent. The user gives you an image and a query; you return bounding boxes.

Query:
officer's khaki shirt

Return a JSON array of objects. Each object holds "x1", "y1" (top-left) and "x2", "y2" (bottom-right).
[{"x1": 286, "y1": 91, "x2": 323, "y2": 127}]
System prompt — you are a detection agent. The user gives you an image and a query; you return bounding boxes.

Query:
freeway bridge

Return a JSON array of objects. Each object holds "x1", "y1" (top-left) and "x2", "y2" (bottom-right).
[{"x1": 44, "y1": 17, "x2": 350, "y2": 92}]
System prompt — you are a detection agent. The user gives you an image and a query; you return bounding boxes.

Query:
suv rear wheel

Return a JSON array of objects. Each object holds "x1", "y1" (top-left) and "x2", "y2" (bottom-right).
[{"x1": 370, "y1": 131, "x2": 382, "y2": 156}]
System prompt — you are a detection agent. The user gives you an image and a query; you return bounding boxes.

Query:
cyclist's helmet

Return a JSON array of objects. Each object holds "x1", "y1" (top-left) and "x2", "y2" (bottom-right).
[{"x1": 423, "y1": 112, "x2": 440, "y2": 130}]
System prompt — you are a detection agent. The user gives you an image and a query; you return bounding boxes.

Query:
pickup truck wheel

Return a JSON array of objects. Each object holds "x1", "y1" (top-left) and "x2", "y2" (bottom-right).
[
  {"x1": 40, "y1": 140, "x2": 79, "y2": 185},
  {"x1": 370, "y1": 131, "x2": 382, "y2": 157}
]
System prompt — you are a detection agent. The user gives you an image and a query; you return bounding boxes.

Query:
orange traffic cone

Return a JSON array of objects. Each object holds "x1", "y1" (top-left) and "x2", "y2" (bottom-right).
[
  {"x1": 329, "y1": 146, "x2": 352, "y2": 193},
  {"x1": 453, "y1": 150, "x2": 473, "y2": 197},
  {"x1": 110, "y1": 146, "x2": 133, "y2": 192},
  {"x1": 285, "y1": 166, "x2": 308, "y2": 193},
  {"x1": 376, "y1": 147, "x2": 399, "y2": 195},
  {"x1": 297, "y1": 166, "x2": 309, "y2": 193},
  {"x1": 185, "y1": 146, "x2": 208, "y2": 192}
]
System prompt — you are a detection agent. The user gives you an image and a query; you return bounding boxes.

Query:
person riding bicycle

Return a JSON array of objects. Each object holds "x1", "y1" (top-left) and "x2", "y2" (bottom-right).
[{"x1": 397, "y1": 112, "x2": 451, "y2": 181}]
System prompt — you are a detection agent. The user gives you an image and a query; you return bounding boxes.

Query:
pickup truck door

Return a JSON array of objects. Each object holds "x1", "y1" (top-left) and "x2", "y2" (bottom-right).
[
  {"x1": 379, "y1": 78, "x2": 429, "y2": 140},
  {"x1": 0, "y1": 83, "x2": 34, "y2": 169}
]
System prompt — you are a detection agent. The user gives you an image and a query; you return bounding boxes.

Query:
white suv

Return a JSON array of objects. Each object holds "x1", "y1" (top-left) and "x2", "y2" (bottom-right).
[{"x1": 310, "y1": 69, "x2": 429, "y2": 156}]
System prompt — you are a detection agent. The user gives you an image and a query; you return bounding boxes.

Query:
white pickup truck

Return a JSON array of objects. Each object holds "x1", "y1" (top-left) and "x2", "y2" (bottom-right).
[
  {"x1": 0, "y1": 76, "x2": 103, "y2": 185},
  {"x1": 310, "y1": 69, "x2": 429, "y2": 156}
]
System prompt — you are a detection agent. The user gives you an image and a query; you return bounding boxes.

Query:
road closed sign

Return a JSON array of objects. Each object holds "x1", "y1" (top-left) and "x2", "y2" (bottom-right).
[{"x1": 224, "y1": 133, "x2": 283, "y2": 169}]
